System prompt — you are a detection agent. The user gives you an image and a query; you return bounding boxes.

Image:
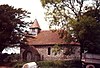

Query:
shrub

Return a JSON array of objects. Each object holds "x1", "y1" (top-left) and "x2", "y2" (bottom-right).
[
  {"x1": 12, "y1": 62, "x2": 27, "y2": 68},
  {"x1": 62, "y1": 60, "x2": 81, "y2": 68},
  {"x1": 37, "y1": 60, "x2": 81, "y2": 68},
  {"x1": 11, "y1": 60, "x2": 81, "y2": 68}
]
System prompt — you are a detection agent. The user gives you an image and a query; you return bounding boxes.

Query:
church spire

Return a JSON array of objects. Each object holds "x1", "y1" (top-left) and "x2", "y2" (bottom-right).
[
  {"x1": 30, "y1": 19, "x2": 40, "y2": 29},
  {"x1": 29, "y1": 19, "x2": 41, "y2": 36}
]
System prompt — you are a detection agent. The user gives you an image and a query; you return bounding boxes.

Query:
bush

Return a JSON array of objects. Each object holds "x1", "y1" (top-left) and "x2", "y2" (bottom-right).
[
  {"x1": 11, "y1": 60, "x2": 81, "y2": 68},
  {"x1": 62, "y1": 60, "x2": 81, "y2": 68},
  {"x1": 37, "y1": 60, "x2": 81, "y2": 68},
  {"x1": 37, "y1": 61, "x2": 54, "y2": 68},
  {"x1": 12, "y1": 62, "x2": 27, "y2": 68}
]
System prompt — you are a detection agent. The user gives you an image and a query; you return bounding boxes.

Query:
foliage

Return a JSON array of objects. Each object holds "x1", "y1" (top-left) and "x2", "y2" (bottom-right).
[
  {"x1": 52, "y1": 44, "x2": 61, "y2": 55},
  {"x1": 37, "y1": 60, "x2": 81, "y2": 68},
  {"x1": 41, "y1": 0, "x2": 62, "y2": 6},
  {"x1": 41, "y1": 0, "x2": 100, "y2": 54},
  {"x1": 41, "y1": 0, "x2": 100, "y2": 27},
  {"x1": 63, "y1": 46, "x2": 76, "y2": 55},
  {"x1": 10, "y1": 60, "x2": 81, "y2": 68},
  {"x1": 41, "y1": 0, "x2": 87, "y2": 27},
  {"x1": 68, "y1": 15, "x2": 100, "y2": 53},
  {"x1": 83, "y1": 9, "x2": 100, "y2": 23},
  {"x1": 0, "y1": 4, "x2": 30, "y2": 52}
]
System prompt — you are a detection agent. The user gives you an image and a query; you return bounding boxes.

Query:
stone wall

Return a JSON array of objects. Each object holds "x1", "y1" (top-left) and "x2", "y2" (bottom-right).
[
  {"x1": 35, "y1": 45, "x2": 80, "y2": 61},
  {"x1": 20, "y1": 45, "x2": 80, "y2": 61}
]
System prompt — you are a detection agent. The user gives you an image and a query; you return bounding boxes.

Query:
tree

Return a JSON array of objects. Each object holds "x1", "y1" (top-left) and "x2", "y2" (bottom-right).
[
  {"x1": 41, "y1": 0, "x2": 67, "y2": 29},
  {"x1": 41, "y1": 0, "x2": 86, "y2": 28},
  {"x1": 41, "y1": 0, "x2": 100, "y2": 52},
  {"x1": 41, "y1": 1, "x2": 100, "y2": 67},
  {"x1": 68, "y1": 15, "x2": 100, "y2": 54},
  {"x1": 41, "y1": 0, "x2": 100, "y2": 28},
  {"x1": 0, "y1": 4, "x2": 30, "y2": 52},
  {"x1": 83, "y1": 9, "x2": 100, "y2": 23}
]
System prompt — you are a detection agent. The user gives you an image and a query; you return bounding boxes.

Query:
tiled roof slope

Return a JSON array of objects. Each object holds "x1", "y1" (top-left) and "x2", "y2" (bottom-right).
[{"x1": 26, "y1": 30, "x2": 79, "y2": 45}]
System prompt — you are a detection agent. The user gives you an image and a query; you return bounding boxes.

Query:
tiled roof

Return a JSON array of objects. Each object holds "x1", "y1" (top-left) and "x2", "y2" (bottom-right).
[{"x1": 26, "y1": 30, "x2": 79, "y2": 46}]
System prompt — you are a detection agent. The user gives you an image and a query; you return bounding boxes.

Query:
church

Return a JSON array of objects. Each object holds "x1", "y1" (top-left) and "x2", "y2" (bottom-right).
[{"x1": 20, "y1": 19, "x2": 80, "y2": 62}]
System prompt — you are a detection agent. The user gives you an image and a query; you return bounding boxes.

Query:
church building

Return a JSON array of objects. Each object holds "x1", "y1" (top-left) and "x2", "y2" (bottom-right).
[{"x1": 20, "y1": 19, "x2": 80, "y2": 62}]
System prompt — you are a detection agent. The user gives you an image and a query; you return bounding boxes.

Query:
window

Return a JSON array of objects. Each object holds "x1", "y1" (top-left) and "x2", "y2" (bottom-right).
[
  {"x1": 31, "y1": 29, "x2": 37, "y2": 35},
  {"x1": 48, "y1": 47, "x2": 51, "y2": 55},
  {"x1": 29, "y1": 29, "x2": 38, "y2": 36}
]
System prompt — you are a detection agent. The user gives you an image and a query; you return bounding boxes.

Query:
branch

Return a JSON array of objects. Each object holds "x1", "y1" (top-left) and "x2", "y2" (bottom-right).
[
  {"x1": 63, "y1": 1, "x2": 78, "y2": 17},
  {"x1": 76, "y1": 0, "x2": 84, "y2": 16}
]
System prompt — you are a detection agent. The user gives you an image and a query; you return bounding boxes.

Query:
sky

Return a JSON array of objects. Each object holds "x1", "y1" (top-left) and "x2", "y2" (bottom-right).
[{"x1": 0, "y1": 0, "x2": 49, "y2": 30}]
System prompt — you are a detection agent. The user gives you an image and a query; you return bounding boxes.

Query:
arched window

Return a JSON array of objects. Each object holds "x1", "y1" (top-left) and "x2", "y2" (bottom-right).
[{"x1": 48, "y1": 47, "x2": 51, "y2": 55}]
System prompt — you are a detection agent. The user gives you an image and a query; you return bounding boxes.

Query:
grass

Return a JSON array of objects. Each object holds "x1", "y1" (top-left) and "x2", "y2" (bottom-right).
[
  {"x1": 9, "y1": 60, "x2": 81, "y2": 68},
  {"x1": 37, "y1": 60, "x2": 81, "y2": 68}
]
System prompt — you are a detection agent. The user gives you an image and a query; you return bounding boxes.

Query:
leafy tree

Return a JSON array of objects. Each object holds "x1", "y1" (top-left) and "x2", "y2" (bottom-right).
[
  {"x1": 0, "y1": 4, "x2": 30, "y2": 52},
  {"x1": 41, "y1": 1, "x2": 100, "y2": 68},
  {"x1": 68, "y1": 15, "x2": 100, "y2": 53},
  {"x1": 41, "y1": 0, "x2": 100, "y2": 53}
]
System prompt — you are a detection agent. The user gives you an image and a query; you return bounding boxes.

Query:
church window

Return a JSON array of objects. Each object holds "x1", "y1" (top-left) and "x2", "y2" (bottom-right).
[{"x1": 48, "y1": 47, "x2": 51, "y2": 55}]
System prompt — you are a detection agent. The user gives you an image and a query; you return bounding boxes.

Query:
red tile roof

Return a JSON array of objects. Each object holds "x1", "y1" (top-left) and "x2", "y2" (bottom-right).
[{"x1": 26, "y1": 30, "x2": 79, "y2": 46}]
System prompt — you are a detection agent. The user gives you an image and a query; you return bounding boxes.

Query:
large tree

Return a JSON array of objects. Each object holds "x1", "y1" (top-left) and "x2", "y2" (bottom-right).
[
  {"x1": 0, "y1": 4, "x2": 30, "y2": 52},
  {"x1": 68, "y1": 15, "x2": 100, "y2": 53},
  {"x1": 41, "y1": 0, "x2": 100, "y2": 53}
]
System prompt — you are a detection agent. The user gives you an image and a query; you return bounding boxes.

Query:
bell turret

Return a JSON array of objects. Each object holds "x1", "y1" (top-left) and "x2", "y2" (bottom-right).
[{"x1": 29, "y1": 19, "x2": 41, "y2": 36}]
